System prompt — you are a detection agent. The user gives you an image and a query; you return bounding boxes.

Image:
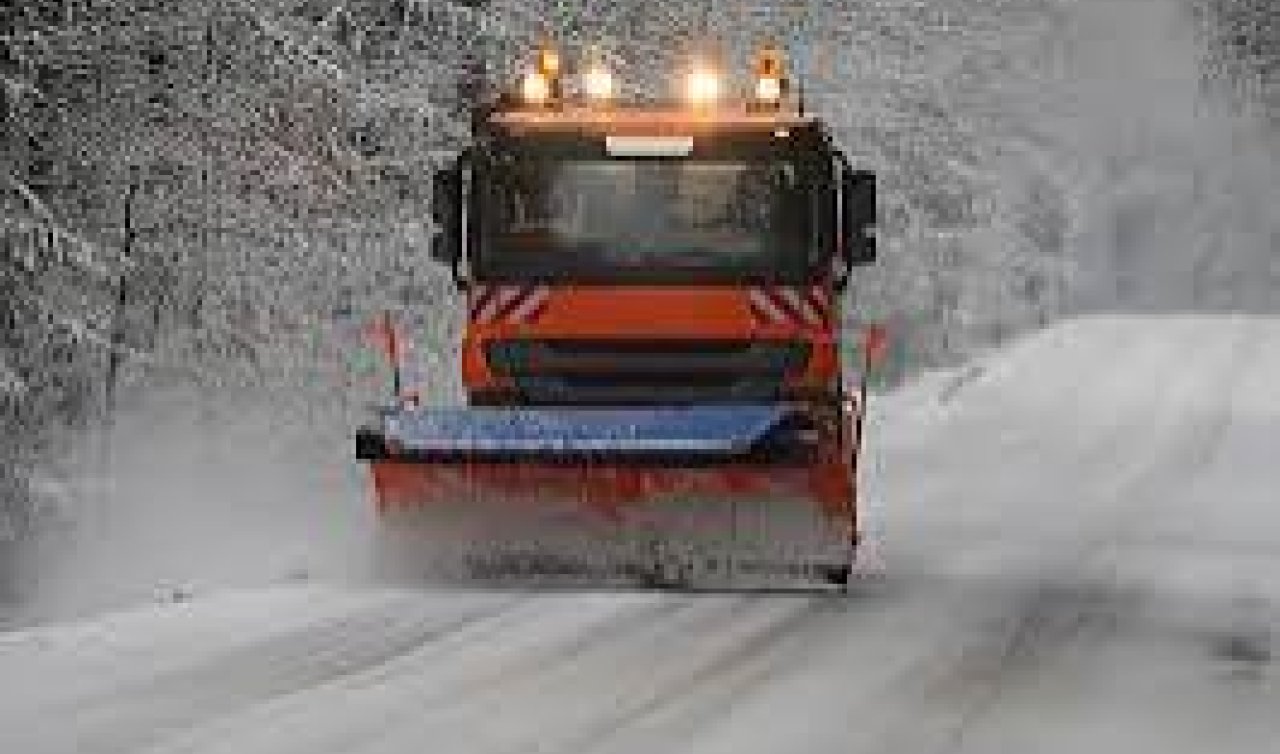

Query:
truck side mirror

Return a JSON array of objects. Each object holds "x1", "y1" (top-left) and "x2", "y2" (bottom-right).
[
  {"x1": 843, "y1": 168, "x2": 877, "y2": 266},
  {"x1": 430, "y1": 162, "x2": 465, "y2": 284}
]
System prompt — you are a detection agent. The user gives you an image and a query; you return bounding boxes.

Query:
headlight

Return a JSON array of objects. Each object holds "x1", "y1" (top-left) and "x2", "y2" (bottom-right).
[
  {"x1": 752, "y1": 44, "x2": 788, "y2": 110},
  {"x1": 537, "y1": 46, "x2": 561, "y2": 78}
]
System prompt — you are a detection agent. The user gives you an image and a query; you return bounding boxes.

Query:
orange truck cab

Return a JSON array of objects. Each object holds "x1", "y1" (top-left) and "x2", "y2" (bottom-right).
[{"x1": 432, "y1": 106, "x2": 876, "y2": 407}]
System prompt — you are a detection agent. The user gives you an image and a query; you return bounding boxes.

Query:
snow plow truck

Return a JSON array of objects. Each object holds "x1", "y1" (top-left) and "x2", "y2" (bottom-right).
[{"x1": 355, "y1": 44, "x2": 879, "y2": 589}]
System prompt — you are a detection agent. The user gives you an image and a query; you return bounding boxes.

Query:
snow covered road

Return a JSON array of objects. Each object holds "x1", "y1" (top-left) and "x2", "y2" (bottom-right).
[{"x1": 2, "y1": 316, "x2": 1278, "y2": 754}]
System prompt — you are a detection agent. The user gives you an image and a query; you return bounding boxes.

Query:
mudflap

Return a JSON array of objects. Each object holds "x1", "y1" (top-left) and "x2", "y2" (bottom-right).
[{"x1": 357, "y1": 404, "x2": 860, "y2": 591}]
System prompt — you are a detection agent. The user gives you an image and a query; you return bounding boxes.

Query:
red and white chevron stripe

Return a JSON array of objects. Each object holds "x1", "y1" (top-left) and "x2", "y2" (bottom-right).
[
  {"x1": 748, "y1": 286, "x2": 834, "y2": 328},
  {"x1": 468, "y1": 285, "x2": 550, "y2": 326}
]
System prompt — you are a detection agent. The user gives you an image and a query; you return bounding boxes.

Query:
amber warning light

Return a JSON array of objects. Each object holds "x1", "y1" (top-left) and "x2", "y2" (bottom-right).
[{"x1": 752, "y1": 44, "x2": 787, "y2": 109}]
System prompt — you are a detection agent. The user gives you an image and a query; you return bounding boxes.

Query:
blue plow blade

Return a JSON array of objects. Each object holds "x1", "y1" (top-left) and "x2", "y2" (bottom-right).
[{"x1": 380, "y1": 404, "x2": 792, "y2": 459}]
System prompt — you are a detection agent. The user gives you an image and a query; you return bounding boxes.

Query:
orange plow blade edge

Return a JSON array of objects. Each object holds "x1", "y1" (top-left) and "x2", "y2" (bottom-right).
[{"x1": 357, "y1": 405, "x2": 860, "y2": 589}]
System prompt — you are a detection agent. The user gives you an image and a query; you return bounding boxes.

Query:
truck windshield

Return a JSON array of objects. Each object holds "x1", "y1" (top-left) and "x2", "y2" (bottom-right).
[{"x1": 478, "y1": 160, "x2": 809, "y2": 283}]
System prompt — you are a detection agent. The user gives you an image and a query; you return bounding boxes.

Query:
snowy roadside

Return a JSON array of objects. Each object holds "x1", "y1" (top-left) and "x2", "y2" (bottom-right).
[{"x1": 11, "y1": 385, "x2": 376, "y2": 628}]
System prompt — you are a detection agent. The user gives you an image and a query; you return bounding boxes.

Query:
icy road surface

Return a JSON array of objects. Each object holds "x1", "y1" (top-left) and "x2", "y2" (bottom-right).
[{"x1": 2, "y1": 315, "x2": 1279, "y2": 754}]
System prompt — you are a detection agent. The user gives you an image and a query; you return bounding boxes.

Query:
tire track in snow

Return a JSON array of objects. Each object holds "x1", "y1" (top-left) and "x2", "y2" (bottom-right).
[
  {"x1": 314, "y1": 593, "x2": 694, "y2": 718},
  {"x1": 320, "y1": 597, "x2": 819, "y2": 754},
  {"x1": 1, "y1": 591, "x2": 517, "y2": 754},
  {"x1": 554, "y1": 597, "x2": 847, "y2": 754},
  {"x1": 138, "y1": 593, "x2": 688, "y2": 754},
  {"x1": 575, "y1": 591, "x2": 917, "y2": 754}
]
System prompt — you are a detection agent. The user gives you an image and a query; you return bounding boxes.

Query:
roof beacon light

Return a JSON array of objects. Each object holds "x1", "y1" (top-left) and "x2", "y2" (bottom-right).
[
  {"x1": 753, "y1": 44, "x2": 788, "y2": 109},
  {"x1": 536, "y1": 45, "x2": 562, "y2": 79},
  {"x1": 684, "y1": 66, "x2": 722, "y2": 108}
]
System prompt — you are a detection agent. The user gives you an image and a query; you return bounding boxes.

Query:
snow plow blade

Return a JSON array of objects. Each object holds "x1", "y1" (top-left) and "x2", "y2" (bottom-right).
[{"x1": 356, "y1": 404, "x2": 858, "y2": 589}]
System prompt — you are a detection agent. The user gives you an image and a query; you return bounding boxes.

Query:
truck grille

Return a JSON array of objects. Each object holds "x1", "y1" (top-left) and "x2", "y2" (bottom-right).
[{"x1": 484, "y1": 340, "x2": 810, "y2": 404}]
